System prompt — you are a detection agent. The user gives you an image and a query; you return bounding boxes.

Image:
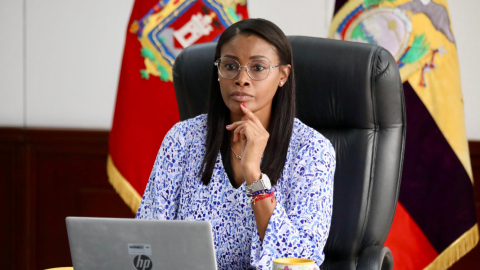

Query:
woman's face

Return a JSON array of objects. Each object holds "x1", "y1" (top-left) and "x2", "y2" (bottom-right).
[{"x1": 218, "y1": 34, "x2": 290, "y2": 118}]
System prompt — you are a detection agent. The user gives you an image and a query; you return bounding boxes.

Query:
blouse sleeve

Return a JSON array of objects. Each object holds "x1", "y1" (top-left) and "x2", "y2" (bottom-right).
[
  {"x1": 250, "y1": 133, "x2": 336, "y2": 269},
  {"x1": 135, "y1": 122, "x2": 186, "y2": 220}
]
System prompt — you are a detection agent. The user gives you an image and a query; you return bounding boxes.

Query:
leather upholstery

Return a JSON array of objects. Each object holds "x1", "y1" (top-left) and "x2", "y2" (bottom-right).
[{"x1": 172, "y1": 36, "x2": 406, "y2": 270}]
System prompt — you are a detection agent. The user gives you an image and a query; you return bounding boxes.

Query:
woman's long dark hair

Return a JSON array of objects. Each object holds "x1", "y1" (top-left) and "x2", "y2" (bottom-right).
[{"x1": 198, "y1": 18, "x2": 296, "y2": 186}]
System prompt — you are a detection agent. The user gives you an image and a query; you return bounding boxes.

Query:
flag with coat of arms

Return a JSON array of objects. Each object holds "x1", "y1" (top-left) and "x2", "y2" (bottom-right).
[
  {"x1": 331, "y1": 0, "x2": 478, "y2": 269},
  {"x1": 108, "y1": 0, "x2": 249, "y2": 212}
]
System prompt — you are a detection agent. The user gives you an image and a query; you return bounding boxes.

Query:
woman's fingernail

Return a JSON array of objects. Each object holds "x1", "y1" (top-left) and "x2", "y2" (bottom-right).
[
  {"x1": 241, "y1": 103, "x2": 246, "y2": 108},
  {"x1": 226, "y1": 125, "x2": 230, "y2": 128}
]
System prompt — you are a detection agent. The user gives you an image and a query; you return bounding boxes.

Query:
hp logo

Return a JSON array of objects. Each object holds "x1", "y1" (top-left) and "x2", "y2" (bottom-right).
[{"x1": 133, "y1": 255, "x2": 153, "y2": 270}]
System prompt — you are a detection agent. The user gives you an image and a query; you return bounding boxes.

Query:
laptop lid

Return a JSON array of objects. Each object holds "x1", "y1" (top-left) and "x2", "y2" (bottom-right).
[{"x1": 66, "y1": 217, "x2": 217, "y2": 270}]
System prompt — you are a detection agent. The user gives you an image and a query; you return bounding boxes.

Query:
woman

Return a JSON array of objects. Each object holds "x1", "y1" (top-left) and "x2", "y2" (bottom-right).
[{"x1": 136, "y1": 18, "x2": 336, "y2": 270}]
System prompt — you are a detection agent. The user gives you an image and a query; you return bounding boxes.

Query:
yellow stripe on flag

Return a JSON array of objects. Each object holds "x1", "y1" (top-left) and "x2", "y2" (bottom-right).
[
  {"x1": 107, "y1": 155, "x2": 142, "y2": 213},
  {"x1": 329, "y1": 0, "x2": 473, "y2": 181}
]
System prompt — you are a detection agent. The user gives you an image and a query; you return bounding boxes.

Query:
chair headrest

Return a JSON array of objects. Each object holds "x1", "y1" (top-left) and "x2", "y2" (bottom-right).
[{"x1": 173, "y1": 36, "x2": 403, "y2": 132}]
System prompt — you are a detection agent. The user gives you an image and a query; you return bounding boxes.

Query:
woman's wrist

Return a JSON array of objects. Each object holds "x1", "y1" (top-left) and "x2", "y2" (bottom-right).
[{"x1": 243, "y1": 165, "x2": 262, "y2": 184}]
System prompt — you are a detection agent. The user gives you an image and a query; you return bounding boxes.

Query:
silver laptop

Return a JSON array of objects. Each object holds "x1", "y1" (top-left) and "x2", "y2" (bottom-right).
[{"x1": 66, "y1": 217, "x2": 217, "y2": 270}]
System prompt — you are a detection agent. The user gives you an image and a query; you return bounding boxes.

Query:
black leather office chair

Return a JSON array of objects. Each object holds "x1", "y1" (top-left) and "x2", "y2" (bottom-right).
[{"x1": 172, "y1": 36, "x2": 406, "y2": 270}]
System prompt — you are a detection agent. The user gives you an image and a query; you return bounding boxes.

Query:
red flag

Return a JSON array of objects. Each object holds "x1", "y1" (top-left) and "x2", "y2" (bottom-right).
[{"x1": 108, "y1": 0, "x2": 249, "y2": 211}]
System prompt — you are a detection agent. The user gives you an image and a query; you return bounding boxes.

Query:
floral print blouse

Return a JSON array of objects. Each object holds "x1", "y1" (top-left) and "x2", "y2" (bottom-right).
[{"x1": 136, "y1": 114, "x2": 335, "y2": 270}]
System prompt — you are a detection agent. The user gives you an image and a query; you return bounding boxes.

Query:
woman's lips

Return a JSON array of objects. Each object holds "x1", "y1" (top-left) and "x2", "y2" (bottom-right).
[{"x1": 231, "y1": 94, "x2": 253, "y2": 102}]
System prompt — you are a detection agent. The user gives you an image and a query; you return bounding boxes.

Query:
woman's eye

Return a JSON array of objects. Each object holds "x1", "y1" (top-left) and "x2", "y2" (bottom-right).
[
  {"x1": 224, "y1": 64, "x2": 237, "y2": 70},
  {"x1": 252, "y1": 65, "x2": 266, "y2": 72}
]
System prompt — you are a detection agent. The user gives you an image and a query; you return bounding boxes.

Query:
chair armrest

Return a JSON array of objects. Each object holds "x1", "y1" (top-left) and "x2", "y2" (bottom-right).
[{"x1": 357, "y1": 246, "x2": 393, "y2": 270}]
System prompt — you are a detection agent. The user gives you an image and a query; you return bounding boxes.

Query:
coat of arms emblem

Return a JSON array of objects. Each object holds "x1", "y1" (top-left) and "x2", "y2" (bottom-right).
[{"x1": 130, "y1": 0, "x2": 247, "y2": 81}]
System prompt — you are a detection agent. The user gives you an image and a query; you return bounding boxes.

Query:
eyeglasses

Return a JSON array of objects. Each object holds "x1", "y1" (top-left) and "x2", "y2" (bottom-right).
[{"x1": 214, "y1": 57, "x2": 282, "y2": 81}]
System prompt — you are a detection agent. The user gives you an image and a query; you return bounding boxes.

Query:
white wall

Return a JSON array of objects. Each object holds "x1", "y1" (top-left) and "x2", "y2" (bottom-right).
[
  {"x1": 25, "y1": 0, "x2": 133, "y2": 129},
  {"x1": 0, "y1": 0, "x2": 24, "y2": 127},
  {"x1": 0, "y1": 0, "x2": 479, "y2": 140},
  {"x1": 448, "y1": 0, "x2": 480, "y2": 140},
  {"x1": 248, "y1": 0, "x2": 333, "y2": 38},
  {"x1": 0, "y1": 0, "x2": 133, "y2": 129}
]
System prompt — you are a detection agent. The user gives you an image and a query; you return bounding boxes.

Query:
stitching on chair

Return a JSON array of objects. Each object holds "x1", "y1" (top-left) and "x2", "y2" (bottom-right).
[
  {"x1": 388, "y1": 69, "x2": 407, "y2": 234},
  {"x1": 356, "y1": 46, "x2": 382, "y2": 267},
  {"x1": 374, "y1": 49, "x2": 389, "y2": 80},
  {"x1": 375, "y1": 61, "x2": 390, "y2": 82}
]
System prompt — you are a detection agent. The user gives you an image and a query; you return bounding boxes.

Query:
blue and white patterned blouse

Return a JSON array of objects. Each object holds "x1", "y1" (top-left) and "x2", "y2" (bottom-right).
[{"x1": 136, "y1": 114, "x2": 335, "y2": 270}]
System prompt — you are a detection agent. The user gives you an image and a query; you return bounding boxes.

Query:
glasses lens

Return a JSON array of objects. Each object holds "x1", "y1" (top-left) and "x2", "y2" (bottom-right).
[
  {"x1": 218, "y1": 58, "x2": 239, "y2": 79},
  {"x1": 247, "y1": 60, "x2": 270, "y2": 80}
]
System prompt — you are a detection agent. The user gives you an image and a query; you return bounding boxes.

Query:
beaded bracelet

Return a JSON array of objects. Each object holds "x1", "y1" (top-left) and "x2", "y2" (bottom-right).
[
  {"x1": 248, "y1": 190, "x2": 275, "y2": 205},
  {"x1": 245, "y1": 187, "x2": 275, "y2": 197},
  {"x1": 253, "y1": 191, "x2": 275, "y2": 205}
]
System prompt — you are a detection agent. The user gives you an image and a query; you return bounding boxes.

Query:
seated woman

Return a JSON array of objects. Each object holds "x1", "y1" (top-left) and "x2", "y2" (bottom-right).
[{"x1": 136, "y1": 18, "x2": 336, "y2": 270}]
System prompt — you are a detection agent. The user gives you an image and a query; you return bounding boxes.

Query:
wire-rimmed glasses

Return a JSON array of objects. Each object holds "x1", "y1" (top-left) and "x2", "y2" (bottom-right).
[{"x1": 214, "y1": 57, "x2": 282, "y2": 81}]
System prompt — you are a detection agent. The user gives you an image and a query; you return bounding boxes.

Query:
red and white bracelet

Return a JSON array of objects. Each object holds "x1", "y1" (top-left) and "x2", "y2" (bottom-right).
[{"x1": 248, "y1": 190, "x2": 275, "y2": 205}]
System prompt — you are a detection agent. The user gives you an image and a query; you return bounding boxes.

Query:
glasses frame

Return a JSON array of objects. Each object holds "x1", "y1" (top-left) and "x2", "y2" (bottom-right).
[{"x1": 214, "y1": 57, "x2": 283, "y2": 81}]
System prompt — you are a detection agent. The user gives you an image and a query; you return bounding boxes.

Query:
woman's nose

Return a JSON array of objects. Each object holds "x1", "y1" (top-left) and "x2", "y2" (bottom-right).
[{"x1": 234, "y1": 68, "x2": 251, "y2": 86}]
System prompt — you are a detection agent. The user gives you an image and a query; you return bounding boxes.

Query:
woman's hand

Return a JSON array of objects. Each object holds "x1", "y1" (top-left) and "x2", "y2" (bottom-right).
[{"x1": 226, "y1": 103, "x2": 270, "y2": 184}]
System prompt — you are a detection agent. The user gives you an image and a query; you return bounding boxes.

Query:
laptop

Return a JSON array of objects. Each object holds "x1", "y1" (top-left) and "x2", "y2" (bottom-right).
[{"x1": 66, "y1": 217, "x2": 218, "y2": 270}]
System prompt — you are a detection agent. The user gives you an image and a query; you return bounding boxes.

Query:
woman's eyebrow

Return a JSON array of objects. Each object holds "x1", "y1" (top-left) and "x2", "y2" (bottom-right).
[
  {"x1": 249, "y1": 55, "x2": 269, "y2": 60},
  {"x1": 223, "y1": 54, "x2": 239, "y2": 60},
  {"x1": 222, "y1": 54, "x2": 270, "y2": 61}
]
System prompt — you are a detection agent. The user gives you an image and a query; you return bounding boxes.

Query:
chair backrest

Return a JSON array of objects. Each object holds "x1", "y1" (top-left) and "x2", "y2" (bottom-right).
[{"x1": 172, "y1": 36, "x2": 406, "y2": 270}]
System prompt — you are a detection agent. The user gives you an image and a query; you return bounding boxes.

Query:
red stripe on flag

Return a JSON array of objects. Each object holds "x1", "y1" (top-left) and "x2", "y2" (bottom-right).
[
  {"x1": 109, "y1": 0, "x2": 181, "y2": 196},
  {"x1": 385, "y1": 202, "x2": 438, "y2": 270},
  {"x1": 340, "y1": 9, "x2": 363, "y2": 40}
]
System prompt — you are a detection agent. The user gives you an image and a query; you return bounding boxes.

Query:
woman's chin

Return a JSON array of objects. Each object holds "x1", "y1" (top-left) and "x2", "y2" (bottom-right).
[{"x1": 228, "y1": 104, "x2": 249, "y2": 115}]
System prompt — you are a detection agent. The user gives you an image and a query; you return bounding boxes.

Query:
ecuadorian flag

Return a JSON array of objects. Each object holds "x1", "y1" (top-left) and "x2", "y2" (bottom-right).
[{"x1": 331, "y1": 0, "x2": 478, "y2": 269}]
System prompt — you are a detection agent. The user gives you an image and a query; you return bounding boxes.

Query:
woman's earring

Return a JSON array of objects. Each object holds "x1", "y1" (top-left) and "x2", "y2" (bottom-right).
[
  {"x1": 218, "y1": 78, "x2": 220, "y2": 81},
  {"x1": 280, "y1": 82, "x2": 283, "y2": 86}
]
